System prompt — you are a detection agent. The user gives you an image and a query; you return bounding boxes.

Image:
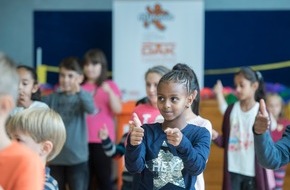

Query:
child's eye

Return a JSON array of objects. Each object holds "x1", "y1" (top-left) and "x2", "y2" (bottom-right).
[
  {"x1": 16, "y1": 138, "x2": 22, "y2": 142},
  {"x1": 171, "y1": 97, "x2": 178, "y2": 102},
  {"x1": 158, "y1": 96, "x2": 164, "y2": 102},
  {"x1": 14, "y1": 137, "x2": 24, "y2": 143}
]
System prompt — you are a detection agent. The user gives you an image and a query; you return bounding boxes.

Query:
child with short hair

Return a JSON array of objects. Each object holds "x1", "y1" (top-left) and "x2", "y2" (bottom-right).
[
  {"x1": 125, "y1": 67, "x2": 211, "y2": 189},
  {"x1": 6, "y1": 108, "x2": 66, "y2": 190},
  {"x1": 42, "y1": 57, "x2": 97, "y2": 190},
  {"x1": 11, "y1": 65, "x2": 48, "y2": 116},
  {"x1": 0, "y1": 52, "x2": 44, "y2": 190}
]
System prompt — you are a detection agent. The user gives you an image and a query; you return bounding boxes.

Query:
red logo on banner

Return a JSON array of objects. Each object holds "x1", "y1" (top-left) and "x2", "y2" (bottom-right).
[
  {"x1": 142, "y1": 42, "x2": 175, "y2": 55},
  {"x1": 139, "y1": 4, "x2": 173, "y2": 31}
]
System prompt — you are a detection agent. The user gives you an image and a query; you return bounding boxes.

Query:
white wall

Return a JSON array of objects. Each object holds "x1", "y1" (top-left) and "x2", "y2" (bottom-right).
[
  {"x1": 205, "y1": 0, "x2": 290, "y2": 10},
  {"x1": 1, "y1": 0, "x2": 290, "y2": 66},
  {"x1": 34, "y1": 0, "x2": 112, "y2": 10},
  {"x1": 0, "y1": 0, "x2": 33, "y2": 65}
]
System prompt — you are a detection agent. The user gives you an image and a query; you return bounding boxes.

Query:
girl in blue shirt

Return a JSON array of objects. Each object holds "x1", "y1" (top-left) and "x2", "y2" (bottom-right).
[{"x1": 125, "y1": 64, "x2": 211, "y2": 190}]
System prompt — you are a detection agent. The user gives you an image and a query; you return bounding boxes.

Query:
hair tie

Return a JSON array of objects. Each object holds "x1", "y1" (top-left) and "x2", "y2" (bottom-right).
[{"x1": 255, "y1": 71, "x2": 263, "y2": 81}]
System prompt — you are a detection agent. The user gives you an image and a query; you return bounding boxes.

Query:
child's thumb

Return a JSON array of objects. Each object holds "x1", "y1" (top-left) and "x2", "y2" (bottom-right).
[
  {"x1": 259, "y1": 99, "x2": 268, "y2": 117},
  {"x1": 132, "y1": 113, "x2": 142, "y2": 128}
]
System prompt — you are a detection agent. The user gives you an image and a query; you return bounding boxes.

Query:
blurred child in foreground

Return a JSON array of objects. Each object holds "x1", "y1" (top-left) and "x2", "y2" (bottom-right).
[{"x1": 0, "y1": 52, "x2": 43, "y2": 190}]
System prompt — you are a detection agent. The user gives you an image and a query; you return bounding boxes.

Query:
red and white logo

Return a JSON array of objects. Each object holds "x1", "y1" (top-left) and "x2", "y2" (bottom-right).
[{"x1": 139, "y1": 4, "x2": 173, "y2": 31}]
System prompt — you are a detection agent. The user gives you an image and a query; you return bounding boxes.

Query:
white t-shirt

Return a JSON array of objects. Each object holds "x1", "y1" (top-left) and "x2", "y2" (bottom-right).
[
  {"x1": 10, "y1": 101, "x2": 49, "y2": 116},
  {"x1": 188, "y1": 115, "x2": 212, "y2": 190},
  {"x1": 228, "y1": 102, "x2": 259, "y2": 177}
]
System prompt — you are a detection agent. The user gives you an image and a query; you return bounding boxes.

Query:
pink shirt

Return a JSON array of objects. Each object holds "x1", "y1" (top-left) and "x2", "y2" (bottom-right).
[
  {"x1": 82, "y1": 80, "x2": 121, "y2": 143},
  {"x1": 132, "y1": 103, "x2": 163, "y2": 124}
]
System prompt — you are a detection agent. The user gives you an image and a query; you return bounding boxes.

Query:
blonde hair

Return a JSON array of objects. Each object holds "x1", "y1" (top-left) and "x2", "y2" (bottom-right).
[
  {"x1": 266, "y1": 93, "x2": 283, "y2": 105},
  {"x1": 6, "y1": 108, "x2": 66, "y2": 161}
]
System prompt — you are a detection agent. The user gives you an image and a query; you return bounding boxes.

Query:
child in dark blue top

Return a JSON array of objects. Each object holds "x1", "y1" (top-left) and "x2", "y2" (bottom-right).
[{"x1": 125, "y1": 65, "x2": 211, "y2": 190}]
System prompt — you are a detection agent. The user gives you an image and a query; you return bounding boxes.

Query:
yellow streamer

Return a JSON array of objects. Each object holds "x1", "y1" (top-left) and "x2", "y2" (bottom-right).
[
  {"x1": 37, "y1": 60, "x2": 290, "y2": 83},
  {"x1": 205, "y1": 60, "x2": 290, "y2": 75}
]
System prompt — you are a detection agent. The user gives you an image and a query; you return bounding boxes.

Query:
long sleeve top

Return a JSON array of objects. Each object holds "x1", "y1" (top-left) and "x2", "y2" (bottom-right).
[
  {"x1": 102, "y1": 133, "x2": 127, "y2": 158},
  {"x1": 82, "y1": 80, "x2": 121, "y2": 143},
  {"x1": 43, "y1": 89, "x2": 96, "y2": 165},
  {"x1": 254, "y1": 125, "x2": 290, "y2": 170},
  {"x1": 125, "y1": 123, "x2": 210, "y2": 190},
  {"x1": 101, "y1": 133, "x2": 133, "y2": 182}
]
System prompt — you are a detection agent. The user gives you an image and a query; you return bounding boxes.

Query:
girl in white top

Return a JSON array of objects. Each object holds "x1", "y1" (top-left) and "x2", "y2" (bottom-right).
[
  {"x1": 211, "y1": 67, "x2": 275, "y2": 190},
  {"x1": 10, "y1": 65, "x2": 48, "y2": 116},
  {"x1": 172, "y1": 63, "x2": 212, "y2": 190}
]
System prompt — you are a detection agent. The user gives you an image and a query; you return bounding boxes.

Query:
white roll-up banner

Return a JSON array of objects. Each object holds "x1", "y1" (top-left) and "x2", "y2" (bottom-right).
[{"x1": 113, "y1": 0, "x2": 204, "y2": 101}]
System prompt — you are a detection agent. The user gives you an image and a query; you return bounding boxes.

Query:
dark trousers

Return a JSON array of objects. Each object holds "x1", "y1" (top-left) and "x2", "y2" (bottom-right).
[
  {"x1": 230, "y1": 172, "x2": 256, "y2": 190},
  {"x1": 50, "y1": 162, "x2": 89, "y2": 190},
  {"x1": 121, "y1": 180, "x2": 133, "y2": 190},
  {"x1": 132, "y1": 173, "x2": 141, "y2": 190},
  {"x1": 88, "y1": 143, "x2": 113, "y2": 190}
]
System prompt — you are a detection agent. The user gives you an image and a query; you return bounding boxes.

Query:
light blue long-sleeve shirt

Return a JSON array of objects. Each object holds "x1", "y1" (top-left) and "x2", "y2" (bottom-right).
[
  {"x1": 43, "y1": 89, "x2": 96, "y2": 165},
  {"x1": 254, "y1": 126, "x2": 290, "y2": 169}
]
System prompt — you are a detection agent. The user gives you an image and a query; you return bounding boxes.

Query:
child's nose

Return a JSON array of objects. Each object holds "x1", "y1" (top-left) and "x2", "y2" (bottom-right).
[
  {"x1": 18, "y1": 83, "x2": 23, "y2": 90},
  {"x1": 164, "y1": 100, "x2": 171, "y2": 108}
]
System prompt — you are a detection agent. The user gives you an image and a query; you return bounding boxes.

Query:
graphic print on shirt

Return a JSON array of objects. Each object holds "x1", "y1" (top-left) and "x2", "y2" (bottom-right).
[
  {"x1": 228, "y1": 105, "x2": 255, "y2": 152},
  {"x1": 145, "y1": 141, "x2": 185, "y2": 189},
  {"x1": 141, "y1": 113, "x2": 163, "y2": 124}
]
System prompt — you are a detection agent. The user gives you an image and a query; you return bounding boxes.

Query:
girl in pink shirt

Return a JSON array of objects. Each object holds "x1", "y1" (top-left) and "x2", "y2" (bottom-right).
[
  {"x1": 82, "y1": 48, "x2": 122, "y2": 190},
  {"x1": 133, "y1": 65, "x2": 170, "y2": 124}
]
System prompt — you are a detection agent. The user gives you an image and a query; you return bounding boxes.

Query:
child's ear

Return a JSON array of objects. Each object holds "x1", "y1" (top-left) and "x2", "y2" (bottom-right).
[
  {"x1": 32, "y1": 83, "x2": 39, "y2": 93},
  {"x1": 192, "y1": 90, "x2": 198, "y2": 101},
  {"x1": 252, "y1": 81, "x2": 259, "y2": 91},
  {"x1": 40, "y1": 140, "x2": 53, "y2": 158},
  {"x1": 0, "y1": 95, "x2": 15, "y2": 116},
  {"x1": 186, "y1": 92, "x2": 194, "y2": 108}
]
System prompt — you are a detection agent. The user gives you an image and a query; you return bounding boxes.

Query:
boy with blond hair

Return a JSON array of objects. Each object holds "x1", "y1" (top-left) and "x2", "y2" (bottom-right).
[
  {"x1": 6, "y1": 108, "x2": 66, "y2": 190},
  {"x1": 0, "y1": 52, "x2": 44, "y2": 190}
]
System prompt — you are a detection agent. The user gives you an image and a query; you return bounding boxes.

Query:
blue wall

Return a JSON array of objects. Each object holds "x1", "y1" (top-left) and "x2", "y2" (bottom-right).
[
  {"x1": 204, "y1": 10, "x2": 290, "y2": 87},
  {"x1": 34, "y1": 11, "x2": 112, "y2": 84},
  {"x1": 34, "y1": 10, "x2": 290, "y2": 87}
]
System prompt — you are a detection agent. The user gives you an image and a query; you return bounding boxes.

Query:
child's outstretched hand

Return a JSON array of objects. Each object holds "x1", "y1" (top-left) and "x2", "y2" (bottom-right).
[
  {"x1": 99, "y1": 124, "x2": 109, "y2": 140},
  {"x1": 254, "y1": 99, "x2": 270, "y2": 134},
  {"x1": 164, "y1": 128, "x2": 183, "y2": 146},
  {"x1": 71, "y1": 75, "x2": 81, "y2": 94},
  {"x1": 102, "y1": 82, "x2": 112, "y2": 93},
  {"x1": 129, "y1": 113, "x2": 143, "y2": 146},
  {"x1": 212, "y1": 128, "x2": 219, "y2": 140},
  {"x1": 213, "y1": 80, "x2": 223, "y2": 95}
]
